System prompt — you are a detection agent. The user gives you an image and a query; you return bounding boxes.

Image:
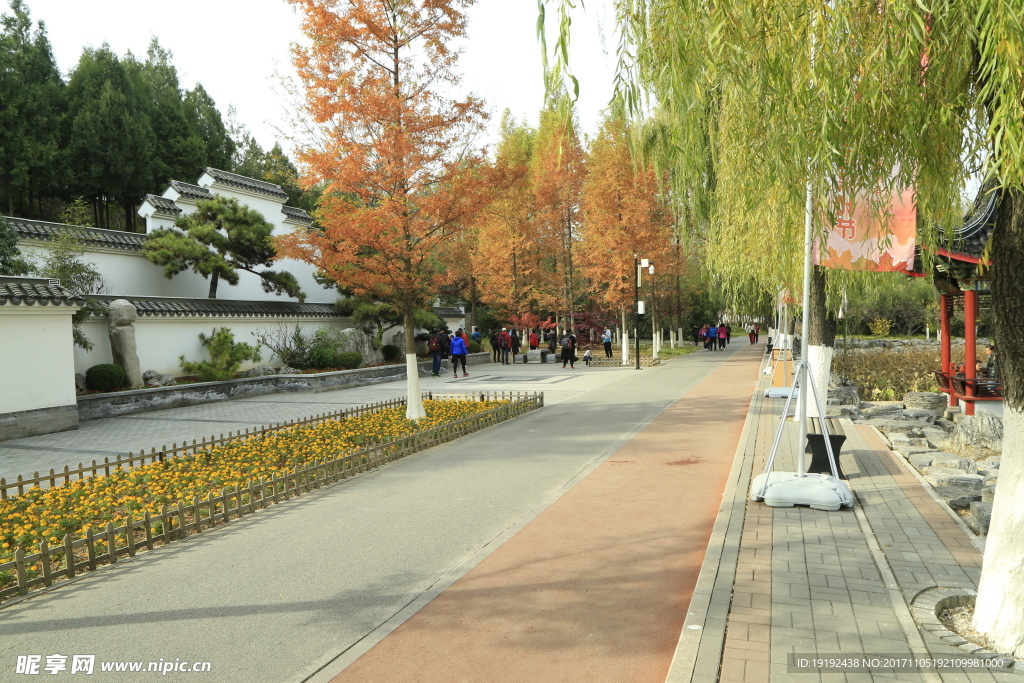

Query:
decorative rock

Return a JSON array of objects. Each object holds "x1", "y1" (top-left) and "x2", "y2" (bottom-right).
[
  {"x1": 75, "y1": 372, "x2": 87, "y2": 394},
  {"x1": 934, "y1": 485, "x2": 983, "y2": 510},
  {"x1": 909, "y1": 453, "x2": 937, "y2": 470},
  {"x1": 142, "y1": 370, "x2": 176, "y2": 388},
  {"x1": 107, "y1": 299, "x2": 144, "y2": 389},
  {"x1": 869, "y1": 420, "x2": 924, "y2": 436},
  {"x1": 334, "y1": 328, "x2": 384, "y2": 366},
  {"x1": 968, "y1": 501, "x2": 993, "y2": 535},
  {"x1": 903, "y1": 391, "x2": 948, "y2": 415},
  {"x1": 860, "y1": 402, "x2": 904, "y2": 418},
  {"x1": 828, "y1": 385, "x2": 860, "y2": 407},
  {"x1": 982, "y1": 484, "x2": 997, "y2": 503},
  {"x1": 237, "y1": 364, "x2": 276, "y2": 378},
  {"x1": 902, "y1": 408, "x2": 937, "y2": 422},
  {"x1": 921, "y1": 467, "x2": 985, "y2": 489},
  {"x1": 945, "y1": 411, "x2": 1003, "y2": 459},
  {"x1": 277, "y1": 366, "x2": 300, "y2": 374}
]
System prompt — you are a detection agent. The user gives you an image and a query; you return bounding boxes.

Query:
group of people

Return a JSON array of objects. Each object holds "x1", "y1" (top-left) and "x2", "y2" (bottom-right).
[
  {"x1": 695, "y1": 323, "x2": 730, "y2": 350},
  {"x1": 427, "y1": 327, "x2": 482, "y2": 378},
  {"x1": 959, "y1": 344, "x2": 1000, "y2": 380}
]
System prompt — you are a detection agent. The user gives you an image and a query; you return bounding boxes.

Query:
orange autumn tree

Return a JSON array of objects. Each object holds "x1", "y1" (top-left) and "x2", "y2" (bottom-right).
[
  {"x1": 471, "y1": 112, "x2": 550, "y2": 321},
  {"x1": 581, "y1": 115, "x2": 674, "y2": 335},
  {"x1": 532, "y1": 102, "x2": 587, "y2": 329},
  {"x1": 280, "y1": 0, "x2": 489, "y2": 419}
]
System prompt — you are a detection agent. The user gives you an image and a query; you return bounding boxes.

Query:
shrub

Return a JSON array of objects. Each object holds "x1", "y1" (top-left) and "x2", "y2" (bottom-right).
[
  {"x1": 414, "y1": 332, "x2": 431, "y2": 343},
  {"x1": 833, "y1": 346, "x2": 949, "y2": 401},
  {"x1": 85, "y1": 364, "x2": 125, "y2": 392},
  {"x1": 868, "y1": 317, "x2": 893, "y2": 337},
  {"x1": 308, "y1": 346, "x2": 337, "y2": 370},
  {"x1": 336, "y1": 351, "x2": 362, "y2": 369},
  {"x1": 382, "y1": 344, "x2": 401, "y2": 361},
  {"x1": 468, "y1": 341, "x2": 481, "y2": 353},
  {"x1": 179, "y1": 328, "x2": 261, "y2": 382}
]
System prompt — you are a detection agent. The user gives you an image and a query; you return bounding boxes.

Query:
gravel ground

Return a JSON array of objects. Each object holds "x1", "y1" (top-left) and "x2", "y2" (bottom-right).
[{"x1": 939, "y1": 605, "x2": 1001, "y2": 653}]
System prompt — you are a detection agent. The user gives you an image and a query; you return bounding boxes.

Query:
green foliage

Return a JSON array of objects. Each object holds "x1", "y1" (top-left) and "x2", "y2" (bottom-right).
[
  {"x1": 59, "y1": 198, "x2": 94, "y2": 227},
  {"x1": 468, "y1": 341, "x2": 482, "y2": 353},
  {"x1": 143, "y1": 195, "x2": 304, "y2": 300},
  {"x1": 252, "y1": 325, "x2": 316, "y2": 369},
  {"x1": 179, "y1": 327, "x2": 261, "y2": 382},
  {"x1": 307, "y1": 346, "x2": 337, "y2": 370},
  {"x1": 32, "y1": 230, "x2": 106, "y2": 350},
  {"x1": 336, "y1": 351, "x2": 362, "y2": 370},
  {"x1": 85, "y1": 364, "x2": 124, "y2": 392},
  {"x1": 381, "y1": 344, "x2": 401, "y2": 362},
  {"x1": 340, "y1": 297, "x2": 441, "y2": 345},
  {"x1": 0, "y1": 217, "x2": 31, "y2": 275},
  {"x1": 833, "y1": 347, "x2": 942, "y2": 402},
  {"x1": 0, "y1": 1, "x2": 65, "y2": 220},
  {"x1": 867, "y1": 317, "x2": 893, "y2": 338}
]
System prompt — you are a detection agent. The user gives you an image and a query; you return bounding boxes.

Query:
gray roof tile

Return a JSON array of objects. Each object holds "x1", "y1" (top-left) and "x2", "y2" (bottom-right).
[
  {"x1": 0, "y1": 276, "x2": 87, "y2": 307},
  {"x1": 204, "y1": 167, "x2": 289, "y2": 201},
  {"x1": 4, "y1": 216, "x2": 146, "y2": 251},
  {"x1": 90, "y1": 295, "x2": 342, "y2": 319},
  {"x1": 169, "y1": 180, "x2": 214, "y2": 202},
  {"x1": 282, "y1": 205, "x2": 313, "y2": 224},
  {"x1": 433, "y1": 306, "x2": 464, "y2": 318},
  {"x1": 144, "y1": 194, "x2": 182, "y2": 216}
]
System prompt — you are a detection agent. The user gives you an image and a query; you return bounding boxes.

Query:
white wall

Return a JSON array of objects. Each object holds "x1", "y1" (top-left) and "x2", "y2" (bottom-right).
[
  {"x1": 0, "y1": 308, "x2": 78, "y2": 413},
  {"x1": 19, "y1": 242, "x2": 337, "y2": 304},
  {"x1": 73, "y1": 316, "x2": 353, "y2": 376}
]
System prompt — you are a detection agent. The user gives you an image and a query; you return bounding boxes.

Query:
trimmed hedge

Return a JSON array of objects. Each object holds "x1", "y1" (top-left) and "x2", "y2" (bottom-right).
[{"x1": 85, "y1": 364, "x2": 125, "y2": 392}]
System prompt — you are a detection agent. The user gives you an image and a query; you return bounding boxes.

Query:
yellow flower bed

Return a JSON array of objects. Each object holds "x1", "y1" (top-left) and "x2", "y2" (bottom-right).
[{"x1": 0, "y1": 399, "x2": 505, "y2": 564}]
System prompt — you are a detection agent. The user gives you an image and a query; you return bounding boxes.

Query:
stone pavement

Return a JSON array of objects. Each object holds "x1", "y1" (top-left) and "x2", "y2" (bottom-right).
[
  {"x1": 0, "y1": 342, "x2": 754, "y2": 682},
  {"x1": 667, "y1": 373, "x2": 1020, "y2": 683}
]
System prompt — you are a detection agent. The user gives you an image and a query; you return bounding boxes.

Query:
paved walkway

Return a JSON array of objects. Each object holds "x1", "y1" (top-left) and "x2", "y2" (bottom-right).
[
  {"x1": 3, "y1": 343, "x2": 1012, "y2": 682},
  {"x1": 0, "y1": 342, "x2": 755, "y2": 682},
  {"x1": 667, "y1": 374, "x2": 1019, "y2": 682}
]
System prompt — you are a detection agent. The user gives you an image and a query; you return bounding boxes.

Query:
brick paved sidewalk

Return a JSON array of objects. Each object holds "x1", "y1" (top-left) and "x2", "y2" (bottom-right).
[{"x1": 667, "y1": 377, "x2": 1020, "y2": 683}]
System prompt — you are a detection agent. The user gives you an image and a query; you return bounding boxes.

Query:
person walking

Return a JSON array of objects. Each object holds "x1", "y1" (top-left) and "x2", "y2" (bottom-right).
[
  {"x1": 510, "y1": 329, "x2": 521, "y2": 362},
  {"x1": 428, "y1": 329, "x2": 444, "y2": 376},
  {"x1": 471, "y1": 327, "x2": 482, "y2": 345},
  {"x1": 489, "y1": 330, "x2": 500, "y2": 362},
  {"x1": 706, "y1": 324, "x2": 717, "y2": 351},
  {"x1": 450, "y1": 329, "x2": 469, "y2": 377},
  {"x1": 725, "y1": 324, "x2": 731, "y2": 345},
  {"x1": 754, "y1": 323, "x2": 760, "y2": 343},
  {"x1": 498, "y1": 327, "x2": 512, "y2": 364},
  {"x1": 546, "y1": 329, "x2": 556, "y2": 353},
  {"x1": 717, "y1": 323, "x2": 727, "y2": 350},
  {"x1": 529, "y1": 329, "x2": 539, "y2": 350},
  {"x1": 602, "y1": 327, "x2": 613, "y2": 358},
  {"x1": 559, "y1": 330, "x2": 577, "y2": 368},
  {"x1": 692, "y1": 325, "x2": 701, "y2": 347}
]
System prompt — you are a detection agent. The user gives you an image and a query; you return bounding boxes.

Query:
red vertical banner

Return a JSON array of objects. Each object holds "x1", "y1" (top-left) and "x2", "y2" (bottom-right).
[{"x1": 815, "y1": 179, "x2": 916, "y2": 272}]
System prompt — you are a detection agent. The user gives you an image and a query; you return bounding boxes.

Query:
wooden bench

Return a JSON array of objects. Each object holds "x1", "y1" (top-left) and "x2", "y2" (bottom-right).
[
  {"x1": 950, "y1": 375, "x2": 1003, "y2": 402},
  {"x1": 805, "y1": 418, "x2": 847, "y2": 479},
  {"x1": 933, "y1": 370, "x2": 954, "y2": 396}
]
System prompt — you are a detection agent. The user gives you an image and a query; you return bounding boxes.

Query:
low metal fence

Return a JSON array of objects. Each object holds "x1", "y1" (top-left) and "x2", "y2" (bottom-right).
[{"x1": 0, "y1": 391, "x2": 542, "y2": 602}]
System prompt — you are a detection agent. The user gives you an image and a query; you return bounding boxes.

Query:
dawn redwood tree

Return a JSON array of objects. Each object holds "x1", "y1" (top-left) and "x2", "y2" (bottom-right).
[
  {"x1": 280, "y1": 0, "x2": 490, "y2": 419},
  {"x1": 143, "y1": 195, "x2": 305, "y2": 300},
  {"x1": 581, "y1": 114, "x2": 674, "y2": 336}
]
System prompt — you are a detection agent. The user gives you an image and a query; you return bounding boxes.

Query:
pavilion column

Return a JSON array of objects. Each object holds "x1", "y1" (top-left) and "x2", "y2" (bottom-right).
[
  {"x1": 940, "y1": 293, "x2": 955, "y2": 407},
  {"x1": 964, "y1": 289, "x2": 978, "y2": 416}
]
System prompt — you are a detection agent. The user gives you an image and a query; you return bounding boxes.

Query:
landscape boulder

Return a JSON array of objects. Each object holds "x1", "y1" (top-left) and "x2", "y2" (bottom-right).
[
  {"x1": 921, "y1": 466, "x2": 985, "y2": 489},
  {"x1": 334, "y1": 329, "x2": 383, "y2": 366},
  {"x1": 107, "y1": 300, "x2": 144, "y2": 389},
  {"x1": 142, "y1": 370, "x2": 176, "y2": 388},
  {"x1": 74, "y1": 373, "x2": 87, "y2": 394},
  {"x1": 903, "y1": 391, "x2": 947, "y2": 415},
  {"x1": 968, "y1": 501, "x2": 993, "y2": 535},
  {"x1": 934, "y1": 485, "x2": 983, "y2": 510},
  {"x1": 945, "y1": 410, "x2": 1003, "y2": 459},
  {"x1": 237, "y1": 364, "x2": 276, "y2": 378}
]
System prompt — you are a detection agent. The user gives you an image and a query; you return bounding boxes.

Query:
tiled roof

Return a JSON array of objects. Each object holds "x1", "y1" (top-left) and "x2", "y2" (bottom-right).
[
  {"x1": 169, "y1": 180, "x2": 214, "y2": 202},
  {"x1": 939, "y1": 181, "x2": 998, "y2": 261},
  {"x1": 0, "y1": 276, "x2": 87, "y2": 307},
  {"x1": 433, "y1": 306, "x2": 464, "y2": 318},
  {"x1": 144, "y1": 194, "x2": 182, "y2": 215},
  {"x1": 282, "y1": 205, "x2": 313, "y2": 224},
  {"x1": 89, "y1": 295, "x2": 342, "y2": 319},
  {"x1": 4, "y1": 216, "x2": 146, "y2": 251},
  {"x1": 203, "y1": 167, "x2": 289, "y2": 201}
]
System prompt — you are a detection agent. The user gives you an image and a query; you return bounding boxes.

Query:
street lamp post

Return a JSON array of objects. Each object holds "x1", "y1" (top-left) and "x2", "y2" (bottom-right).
[{"x1": 634, "y1": 256, "x2": 652, "y2": 370}]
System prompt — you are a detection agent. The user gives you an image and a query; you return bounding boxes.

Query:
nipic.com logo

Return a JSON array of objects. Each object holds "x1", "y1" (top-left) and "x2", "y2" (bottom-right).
[{"x1": 14, "y1": 655, "x2": 213, "y2": 675}]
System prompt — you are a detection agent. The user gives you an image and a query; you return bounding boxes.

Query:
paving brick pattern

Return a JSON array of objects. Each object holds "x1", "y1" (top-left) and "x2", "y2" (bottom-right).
[{"x1": 674, "y1": 376, "x2": 1021, "y2": 683}]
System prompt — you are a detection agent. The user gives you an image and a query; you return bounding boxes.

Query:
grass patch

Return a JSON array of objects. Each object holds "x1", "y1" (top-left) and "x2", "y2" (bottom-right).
[{"x1": 832, "y1": 344, "x2": 985, "y2": 401}]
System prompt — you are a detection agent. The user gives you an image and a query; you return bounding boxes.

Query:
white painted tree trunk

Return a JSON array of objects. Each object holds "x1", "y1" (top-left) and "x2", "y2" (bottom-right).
[
  {"x1": 405, "y1": 353, "x2": 426, "y2": 420},
  {"x1": 973, "y1": 407, "x2": 1024, "y2": 657},
  {"x1": 622, "y1": 330, "x2": 630, "y2": 365},
  {"x1": 806, "y1": 345, "x2": 833, "y2": 419}
]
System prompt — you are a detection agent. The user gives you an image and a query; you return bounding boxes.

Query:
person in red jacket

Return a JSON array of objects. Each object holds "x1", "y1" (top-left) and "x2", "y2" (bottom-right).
[
  {"x1": 498, "y1": 328, "x2": 513, "y2": 364},
  {"x1": 529, "y1": 329, "x2": 539, "y2": 350},
  {"x1": 717, "y1": 323, "x2": 727, "y2": 350}
]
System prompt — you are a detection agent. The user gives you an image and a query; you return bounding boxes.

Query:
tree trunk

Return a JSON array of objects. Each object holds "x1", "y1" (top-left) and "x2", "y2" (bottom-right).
[
  {"x1": 973, "y1": 188, "x2": 1024, "y2": 656},
  {"x1": 807, "y1": 265, "x2": 837, "y2": 418},
  {"x1": 470, "y1": 275, "x2": 477, "y2": 334},
  {"x1": 208, "y1": 271, "x2": 220, "y2": 299},
  {"x1": 621, "y1": 307, "x2": 629, "y2": 364},
  {"x1": 403, "y1": 305, "x2": 426, "y2": 420}
]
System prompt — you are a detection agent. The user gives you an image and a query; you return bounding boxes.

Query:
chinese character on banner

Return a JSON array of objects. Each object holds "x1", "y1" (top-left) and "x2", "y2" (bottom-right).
[
  {"x1": 814, "y1": 176, "x2": 916, "y2": 272},
  {"x1": 15, "y1": 655, "x2": 41, "y2": 674},
  {"x1": 44, "y1": 655, "x2": 67, "y2": 675},
  {"x1": 70, "y1": 655, "x2": 95, "y2": 675}
]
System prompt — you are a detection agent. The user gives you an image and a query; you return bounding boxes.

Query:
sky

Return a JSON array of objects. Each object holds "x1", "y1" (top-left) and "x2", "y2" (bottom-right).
[{"x1": 18, "y1": 0, "x2": 618, "y2": 155}]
